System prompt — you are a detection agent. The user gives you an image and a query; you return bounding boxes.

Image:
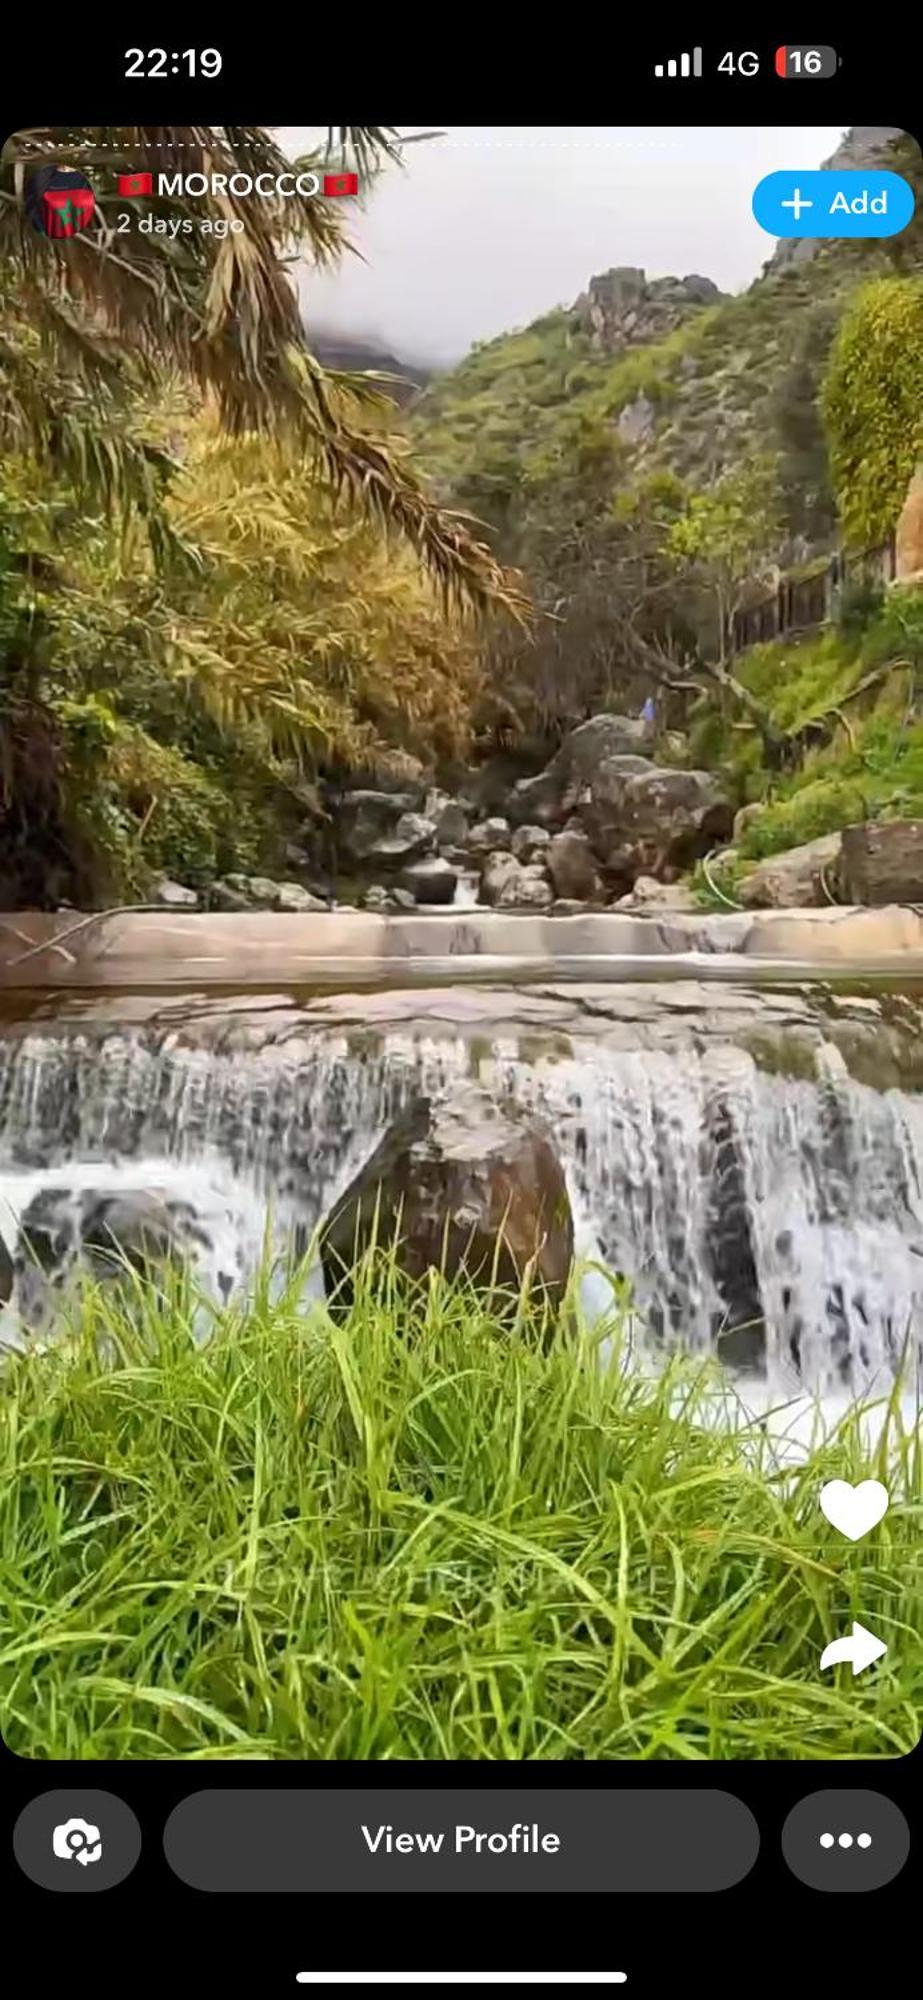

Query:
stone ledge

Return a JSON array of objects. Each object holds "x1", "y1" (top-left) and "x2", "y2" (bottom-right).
[{"x1": 2, "y1": 905, "x2": 923, "y2": 989}]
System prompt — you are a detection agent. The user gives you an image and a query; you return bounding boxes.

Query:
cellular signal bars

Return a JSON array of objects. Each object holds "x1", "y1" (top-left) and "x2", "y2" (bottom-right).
[{"x1": 654, "y1": 49, "x2": 703, "y2": 78}]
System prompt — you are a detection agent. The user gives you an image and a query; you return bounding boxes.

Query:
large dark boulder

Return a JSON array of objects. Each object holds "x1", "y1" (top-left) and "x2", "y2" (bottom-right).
[
  {"x1": 322, "y1": 1089, "x2": 573, "y2": 1314},
  {"x1": 578, "y1": 758, "x2": 732, "y2": 880},
  {"x1": 336, "y1": 791, "x2": 421, "y2": 862},
  {"x1": 547, "y1": 829, "x2": 603, "y2": 902},
  {"x1": 399, "y1": 855, "x2": 458, "y2": 904},
  {"x1": 509, "y1": 715, "x2": 656, "y2": 828},
  {"x1": 840, "y1": 820, "x2": 923, "y2": 905}
]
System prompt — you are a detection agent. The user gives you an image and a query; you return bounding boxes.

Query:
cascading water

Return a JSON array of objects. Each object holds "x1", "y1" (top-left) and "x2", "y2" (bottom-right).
[
  {"x1": 451, "y1": 870, "x2": 482, "y2": 909},
  {"x1": 1, "y1": 1020, "x2": 922, "y2": 1400}
]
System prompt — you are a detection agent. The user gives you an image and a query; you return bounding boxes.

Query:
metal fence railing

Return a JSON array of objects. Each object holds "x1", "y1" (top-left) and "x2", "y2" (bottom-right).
[{"x1": 731, "y1": 539, "x2": 897, "y2": 655}]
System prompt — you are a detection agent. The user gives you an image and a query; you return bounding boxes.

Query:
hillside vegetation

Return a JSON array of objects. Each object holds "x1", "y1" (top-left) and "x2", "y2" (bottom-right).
[
  {"x1": 3, "y1": 126, "x2": 923, "y2": 907},
  {"x1": 697, "y1": 590, "x2": 923, "y2": 860},
  {"x1": 409, "y1": 132, "x2": 923, "y2": 868},
  {"x1": 415, "y1": 136, "x2": 923, "y2": 557}
]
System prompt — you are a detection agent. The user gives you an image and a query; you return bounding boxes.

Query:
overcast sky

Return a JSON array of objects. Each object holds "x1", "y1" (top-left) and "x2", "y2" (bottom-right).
[{"x1": 276, "y1": 126, "x2": 847, "y2": 366}]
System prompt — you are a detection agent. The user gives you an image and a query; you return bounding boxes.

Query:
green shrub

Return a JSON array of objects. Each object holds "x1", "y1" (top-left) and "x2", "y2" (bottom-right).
[
  {"x1": 65, "y1": 723, "x2": 266, "y2": 895},
  {"x1": 822, "y1": 276, "x2": 923, "y2": 547},
  {"x1": 836, "y1": 577, "x2": 885, "y2": 639},
  {"x1": 739, "y1": 628, "x2": 863, "y2": 731},
  {"x1": 860, "y1": 586, "x2": 923, "y2": 669},
  {"x1": 740, "y1": 777, "x2": 871, "y2": 858}
]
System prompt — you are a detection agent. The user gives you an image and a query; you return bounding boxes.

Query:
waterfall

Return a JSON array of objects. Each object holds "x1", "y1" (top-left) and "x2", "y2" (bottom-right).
[
  {"x1": 1, "y1": 1022, "x2": 922, "y2": 1398},
  {"x1": 452, "y1": 869, "x2": 482, "y2": 909}
]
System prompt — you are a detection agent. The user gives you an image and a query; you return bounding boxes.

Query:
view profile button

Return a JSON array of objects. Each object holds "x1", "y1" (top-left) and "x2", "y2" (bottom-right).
[
  {"x1": 752, "y1": 169, "x2": 915, "y2": 239},
  {"x1": 163, "y1": 1789, "x2": 759, "y2": 1893}
]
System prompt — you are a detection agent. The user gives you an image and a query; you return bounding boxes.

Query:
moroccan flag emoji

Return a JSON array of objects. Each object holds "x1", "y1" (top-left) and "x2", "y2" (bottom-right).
[
  {"x1": 323, "y1": 172, "x2": 359, "y2": 197},
  {"x1": 118, "y1": 171, "x2": 154, "y2": 197}
]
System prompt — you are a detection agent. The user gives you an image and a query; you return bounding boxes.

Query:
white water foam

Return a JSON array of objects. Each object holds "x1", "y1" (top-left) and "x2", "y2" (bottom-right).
[{"x1": 0, "y1": 1024, "x2": 921, "y2": 1403}]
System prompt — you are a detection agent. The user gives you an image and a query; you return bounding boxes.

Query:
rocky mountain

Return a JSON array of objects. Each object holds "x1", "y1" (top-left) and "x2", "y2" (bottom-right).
[
  {"x1": 412, "y1": 130, "x2": 921, "y2": 557},
  {"x1": 571, "y1": 268, "x2": 725, "y2": 354}
]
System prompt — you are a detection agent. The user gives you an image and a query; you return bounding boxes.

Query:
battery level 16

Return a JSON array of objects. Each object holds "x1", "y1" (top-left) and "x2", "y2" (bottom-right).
[{"x1": 775, "y1": 45, "x2": 839, "y2": 78}]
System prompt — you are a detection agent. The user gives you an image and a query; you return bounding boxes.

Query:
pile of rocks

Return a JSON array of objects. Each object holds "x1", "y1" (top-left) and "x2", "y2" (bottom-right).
[
  {"x1": 150, "y1": 873, "x2": 332, "y2": 914},
  {"x1": 324, "y1": 716, "x2": 732, "y2": 914},
  {"x1": 147, "y1": 714, "x2": 734, "y2": 918},
  {"x1": 334, "y1": 786, "x2": 467, "y2": 910},
  {"x1": 210, "y1": 875, "x2": 330, "y2": 914}
]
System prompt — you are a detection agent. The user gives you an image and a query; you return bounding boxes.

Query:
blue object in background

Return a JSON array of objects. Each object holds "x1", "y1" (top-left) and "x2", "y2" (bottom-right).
[{"x1": 752, "y1": 169, "x2": 915, "y2": 239}]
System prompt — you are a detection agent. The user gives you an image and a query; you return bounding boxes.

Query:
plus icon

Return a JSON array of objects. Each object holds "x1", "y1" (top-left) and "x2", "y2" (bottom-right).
[{"x1": 780, "y1": 187, "x2": 813, "y2": 221}]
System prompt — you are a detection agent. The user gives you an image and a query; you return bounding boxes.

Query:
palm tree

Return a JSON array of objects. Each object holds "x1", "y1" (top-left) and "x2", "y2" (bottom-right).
[{"x1": 0, "y1": 124, "x2": 522, "y2": 616}]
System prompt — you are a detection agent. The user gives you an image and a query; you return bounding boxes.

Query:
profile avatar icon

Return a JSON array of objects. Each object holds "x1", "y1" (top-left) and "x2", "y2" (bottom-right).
[{"x1": 24, "y1": 163, "x2": 95, "y2": 238}]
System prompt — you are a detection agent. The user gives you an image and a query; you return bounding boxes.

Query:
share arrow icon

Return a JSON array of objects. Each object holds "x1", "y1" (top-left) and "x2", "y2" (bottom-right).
[{"x1": 819, "y1": 1621, "x2": 888, "y2": 1676}]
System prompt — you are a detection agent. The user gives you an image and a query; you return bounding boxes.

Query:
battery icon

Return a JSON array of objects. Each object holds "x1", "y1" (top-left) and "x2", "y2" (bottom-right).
[{"x1": 775, "y1": 45, "x2": 838, "y2": 78}]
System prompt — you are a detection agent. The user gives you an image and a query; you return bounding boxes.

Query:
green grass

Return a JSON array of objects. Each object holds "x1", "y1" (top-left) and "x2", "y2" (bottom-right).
[{"x1": 0, "y1": 1256, "x2": 920, "y2": 1762}]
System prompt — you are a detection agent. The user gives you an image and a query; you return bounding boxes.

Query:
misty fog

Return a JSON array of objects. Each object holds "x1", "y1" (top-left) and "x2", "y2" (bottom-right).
[{"x1": 277, "y1": 125, "x2": 846, "y2": 366}]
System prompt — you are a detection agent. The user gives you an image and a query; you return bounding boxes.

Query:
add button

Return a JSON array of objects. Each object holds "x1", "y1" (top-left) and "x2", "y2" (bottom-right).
[{"x1": 752, "y1": 169, "x2": 915, "y2": 238}]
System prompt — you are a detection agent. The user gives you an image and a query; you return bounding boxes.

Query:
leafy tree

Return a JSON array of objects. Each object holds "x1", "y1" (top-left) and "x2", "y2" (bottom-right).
[
  {"x1": 821, "y1": 276, "x2": 923, "y2": 547},
  {"x1": 0, "y1": 410, "x2": 484, "y2": 903},
  {"x1": 766, "y1": 301, "x2": 839, "y2": 540},
  {"x1": 668, "y1": 458, "x2": 784, "y2": 664},
  {"x1": 666, "y1": 459, "x2": 789, "y2": 759},
  {"x1": 0, "y1": 126, "x2": 520, "y2": 617}
]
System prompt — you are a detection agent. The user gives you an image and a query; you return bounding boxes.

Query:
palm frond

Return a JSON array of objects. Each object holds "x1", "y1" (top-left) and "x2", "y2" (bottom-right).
[
  {"x1": 0, "y1": 335, "x2": 203, "y2": 579},
  {"x1": 325, "y1": 127, "x2": 405, "y2": 172},
  {"x1": 1, "y1": 126, "x2": 526, "y2": 617}
]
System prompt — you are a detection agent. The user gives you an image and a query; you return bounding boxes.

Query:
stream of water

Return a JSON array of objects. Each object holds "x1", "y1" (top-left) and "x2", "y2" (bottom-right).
[{"x1": 1, "y1": 1005, "x2": 921, "y2": 1409}]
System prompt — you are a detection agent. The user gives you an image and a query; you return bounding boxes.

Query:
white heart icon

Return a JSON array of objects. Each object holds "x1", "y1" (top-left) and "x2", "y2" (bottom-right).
[{"x1": 820, "y1": 1479, "x2": 889, "y2": 1542}]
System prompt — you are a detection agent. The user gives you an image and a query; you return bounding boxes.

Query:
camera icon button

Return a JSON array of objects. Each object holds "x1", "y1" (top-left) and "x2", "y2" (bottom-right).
[{"x1": 13, "y1": 1791, "x2": 141, "y2": 1891}]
